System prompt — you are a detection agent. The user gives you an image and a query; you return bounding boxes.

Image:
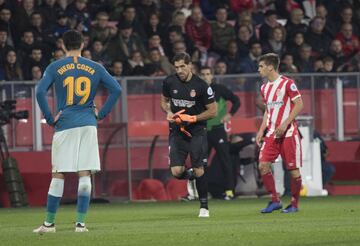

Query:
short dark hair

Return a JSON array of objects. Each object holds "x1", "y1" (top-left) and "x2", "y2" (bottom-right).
[
  {"x1": 259, "y1": 53, "x2": 280, "y2": 70},
  {"x1": 172, "y1": 52, "x2": 191, "y2": 64},
  {"x1": 62, "y1": 30, "x2": 83, "y2": 51},
  {"x1": 200, "y1": 66, "x2": 214, "y2": 74}
]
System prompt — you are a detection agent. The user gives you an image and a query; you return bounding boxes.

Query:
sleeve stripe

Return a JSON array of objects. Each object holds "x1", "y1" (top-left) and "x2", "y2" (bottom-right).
[{"x1": 291, "y1": 94, "x2": 301, "y2": 101}]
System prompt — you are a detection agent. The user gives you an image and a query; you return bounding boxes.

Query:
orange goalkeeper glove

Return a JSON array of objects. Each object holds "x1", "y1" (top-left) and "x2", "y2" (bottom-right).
[{"x1": 173, "y1": 109, "x2": 197, "y2": 124}]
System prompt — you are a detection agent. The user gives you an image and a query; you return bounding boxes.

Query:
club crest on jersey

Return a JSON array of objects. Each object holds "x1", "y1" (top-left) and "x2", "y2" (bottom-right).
[
  {"x1": 173, "y1": 89, "x2": 178, "y2": 94},
  {"x1": 190, "y1": 89, "x2": 196, "y2": 97},
  {"x1": 207, "y1": 87, "x2": 214, "y2": 96}
]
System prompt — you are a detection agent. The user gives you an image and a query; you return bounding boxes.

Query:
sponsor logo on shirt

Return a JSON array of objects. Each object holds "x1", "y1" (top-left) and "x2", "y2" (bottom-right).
[
  {"x1": 171, "y1": 98, "x2": 196, "y2": 108},
  {"x1": 267, "y1": 101, "x2": 284, "y2": 108}
]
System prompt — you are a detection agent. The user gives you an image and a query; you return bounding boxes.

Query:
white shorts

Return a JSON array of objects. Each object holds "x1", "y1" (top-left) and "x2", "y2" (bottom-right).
[{"x1": 51, "y1": 126, "x2": 100, "y2": 173}]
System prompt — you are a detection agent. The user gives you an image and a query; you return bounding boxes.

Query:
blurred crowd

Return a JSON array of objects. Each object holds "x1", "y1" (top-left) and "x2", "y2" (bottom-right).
[{"x1": 0, "y1": 0, "x2": 359, "y2": 82}]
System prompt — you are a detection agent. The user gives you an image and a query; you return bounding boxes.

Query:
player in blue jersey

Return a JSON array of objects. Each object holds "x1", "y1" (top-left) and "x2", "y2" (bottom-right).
[{"x1": 33, "y1": 30, "x2": 121, "y2": 233}]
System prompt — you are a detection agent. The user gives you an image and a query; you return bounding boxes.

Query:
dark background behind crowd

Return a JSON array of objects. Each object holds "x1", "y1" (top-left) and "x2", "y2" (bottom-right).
[{"x1": 0, "y1": 0, "x2": 359, "y2": 82}]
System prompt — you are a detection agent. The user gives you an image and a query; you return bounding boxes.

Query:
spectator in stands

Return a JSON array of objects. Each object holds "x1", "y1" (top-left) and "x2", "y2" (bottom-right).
[
  {"x1": 120, "y1": 4, "x2": 146, "y2": 39},
  {"x1": 0, "y1": 7, "x2": 15, "y2": 47},
  {"x1": 91, "y1": 40, "x2": 111, "y2": 66},
  {"x1": 65, "y1": 0, "x2": 91, "y2": 32},
  {"x1": 262, "y1": 26, "x2": 286, "y2": 57},
  {"x1": 23, "y1": 47, "x2": 47, "y2": 80},
  {"x1": 221, "y1": 40, "x2": 242, "y2": 74},
  {"x1": 305, "y1": 16, "x2": 332, "y2": 57},
  {"x1": 287, "y1": 31, "x2": 305, "y2": 58},
  {"x1": 145, "y1": 12, "x2": 166, "y2": 38},
  {"x1": 110, "y1": 60, "x2": 123, "y2": 77},
  {"x1": 336, "y1": 5, "x2": 359, "y2": 37},
  {"x1": 214, "y1": 60, "x2": 227, "y2": 75},
  {"x1": 3, "y1": 49, "x2": 23, "y2": 81},
  {"x1": 89, "y1": 11, "x2": 116, "y2": 45},
  {"x1": 29, "y1": 12, "x2": 52, "y2": 45},
  {"x1": 14, "y1": 0, "x2": 37, "y2": 42},
  {"x1": 236, "y1": 11, "x2": 256, "y2": 40},
  {"x1": 294, "y1": 43, "x2": 314, "y2": 72},
  {"x1": 146, "y1": 47, "x2": 173, "y2": 76},
  {"x1": 124, "y1": 50, "x2": 146, "y2": 75},
  {"x1": 259, "y1": 10, "x2": 279, "y2": 41},
  {"x1": 285, "y1": 8, "x2": 307, "y2": 42},
  {"x1": 313, "y1": 57, "x2": 324, "y2": 72},
  {"x1": 335, "y1": 23, "x2": 359, "y2": 58},
  {"x1": 136, "y1": 0, "x2": 158, "y2": 28},
  {"x1": 327, "y1": 39, "x2": 347, "y2": 72},
  {"x1": 17, "y1": 30, "x2": 37, "y2": 64},
  {"x1": 31, "y1": 65, "x2": 42, "y2": 81},
  {"x1": 81, "y1": 49, "x2": 92, "y2": 59},
  {"x1": 315, "y1": 4, "x2": 337, "y2": 39},
  {"x1": 39, "y1": 0, "x2": 62, "y2": 29},
  {"x1": 53, "y1": 12, "x2": 70, "y2": 38},
  {"x1": 0, "y1": 28, "x2": 12, "y2": 65},
  {"x1": 185, "y1": 5, "x2": 212, "y2": 60},
  {"x1": 52, "y1": 48, "x2": 65, "y2": 61},
  {"x1": 148, "y1": 34, "x2": 166, "y2": 56},
  {"x1": 211, "y1": 6, "x2": 236, "y2": 56},
  {"x1": 109, "y1": 0, "x2": 126, "y2": 21},
  {"x1": 229, "y1": 0, "x2": 254, "y2": 15},
  {"x1": 106, "y1": 21, "x2": 146, "y2": 62},
  {"x1": 279, "y1": 53, "x2": 298, "y2": 73},
  {"x1": 29, "y1": 11, "x2": 54, "y2": 60},
  {"x1": 322, "y1": 56, "x2": 334, "y2": 72},
  {"x1": 164, "y1": 25, "x2": 194, "y2": 60},
  {"x1": 239, "y1": 41, "x2": 262, "y2": 73},
  {"x1": 170, "y1": 11, "x2": 186, "y2": 34},
  {"x1": 236, "y1": 24, "x2": 255, "y2": 57},
  {"x1": 160, "y1": 0, "x2": 183, "y2": 23}
]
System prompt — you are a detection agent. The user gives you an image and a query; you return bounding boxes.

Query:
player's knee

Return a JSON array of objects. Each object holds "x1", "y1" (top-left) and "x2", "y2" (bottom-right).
[
  {"x1": 193, "y1": 167, "x2": 204, "y2": 177},
  {"x1": 289, "y1": 168, "x2": 301, "y2": 178},
  {"x1": 259, "y1": 162, "x2": 271, "y2": 175},
  {"x1": 171, "y1": 166, "x2": 185, "y2": 178},
  {"x1": 78, "y1": 176, "x2": 92, "y2": 196}
]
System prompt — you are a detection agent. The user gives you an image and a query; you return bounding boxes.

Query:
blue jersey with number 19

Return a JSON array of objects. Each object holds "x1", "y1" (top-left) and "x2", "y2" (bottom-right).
[{"x1": 36, "y1": 56, "x2": 121, "y2": 132}]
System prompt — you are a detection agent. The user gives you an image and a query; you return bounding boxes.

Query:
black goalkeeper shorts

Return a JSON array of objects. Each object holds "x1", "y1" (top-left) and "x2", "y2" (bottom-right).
[{"x1": 168, "y1": 128, "x2": 208, "y2": 168}]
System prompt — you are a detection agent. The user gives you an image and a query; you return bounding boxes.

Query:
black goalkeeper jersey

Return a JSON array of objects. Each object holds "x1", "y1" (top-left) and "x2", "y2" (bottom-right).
[{"x1": 162, "y1": 73, "x2": 215, "y2": 134}]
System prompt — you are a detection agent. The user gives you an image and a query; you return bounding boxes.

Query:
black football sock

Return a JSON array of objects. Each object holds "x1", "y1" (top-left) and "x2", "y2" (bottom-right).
[{"x1": 195, "y1": 174, "x2": 208, "y2": 209}]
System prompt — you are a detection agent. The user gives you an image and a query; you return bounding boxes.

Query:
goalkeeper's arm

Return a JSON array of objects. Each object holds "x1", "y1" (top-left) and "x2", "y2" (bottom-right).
[{"x1": 195, "y1": 101, "x2": 217, "y2": 121}]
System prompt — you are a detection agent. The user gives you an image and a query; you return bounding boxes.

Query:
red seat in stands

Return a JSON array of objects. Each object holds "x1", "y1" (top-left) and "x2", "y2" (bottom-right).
[
  {"x1": 165, "y1": 179, "x2": 187, "y2": 200},
  {"x1": 136, "y1": 179, "x2": 168, "y2": 201}
]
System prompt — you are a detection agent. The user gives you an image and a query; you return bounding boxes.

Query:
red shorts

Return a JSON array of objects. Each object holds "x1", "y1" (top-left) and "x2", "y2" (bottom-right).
[{"x1": 259, "y1": 133, "x2": 302, "y2": 170}]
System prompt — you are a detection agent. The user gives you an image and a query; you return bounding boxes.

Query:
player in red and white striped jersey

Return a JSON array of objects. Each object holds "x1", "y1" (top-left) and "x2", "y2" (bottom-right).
[{"x1": 256, "y1": 53, "x2": 304, "y2": 214}]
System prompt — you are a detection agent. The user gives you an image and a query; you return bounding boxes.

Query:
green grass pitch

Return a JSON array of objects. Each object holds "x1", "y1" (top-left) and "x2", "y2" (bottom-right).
[{"x1": 0, "y1": 196, "x2": 360, "y2": 246}]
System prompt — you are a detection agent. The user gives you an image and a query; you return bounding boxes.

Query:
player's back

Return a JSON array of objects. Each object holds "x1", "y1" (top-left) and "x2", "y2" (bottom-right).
[{"x1": 46, "y1": 56, "x2": 109, "y2": 131}]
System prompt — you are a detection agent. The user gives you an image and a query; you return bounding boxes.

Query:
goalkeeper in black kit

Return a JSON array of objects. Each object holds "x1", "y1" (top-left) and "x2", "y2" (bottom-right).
[{"x1": 161, "y1": 53, "x2": 217, "y2": 217}]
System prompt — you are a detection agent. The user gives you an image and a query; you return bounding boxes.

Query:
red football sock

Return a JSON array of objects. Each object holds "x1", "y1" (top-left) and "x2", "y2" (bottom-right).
[
  {"x1": 291, "y1": 176, "x2": 302, "y2": 208},
  {"x1": 261, "y1": 172, "x2": 279, "y2": 202}
]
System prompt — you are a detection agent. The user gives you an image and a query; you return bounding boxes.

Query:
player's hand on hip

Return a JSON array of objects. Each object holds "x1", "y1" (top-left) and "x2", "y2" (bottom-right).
[
  {"x1": 274, "y1": 122, "x2": 288, "y2": 137},
  {"x1": 94, "y1": 107, "x2": 99, "y2": 120},
  {"x1": 221, "y1": 113, "x2": 231, "y2": 123},
  {"x1": 53, "y1": 111, "x2": 62, "y2": 126}
]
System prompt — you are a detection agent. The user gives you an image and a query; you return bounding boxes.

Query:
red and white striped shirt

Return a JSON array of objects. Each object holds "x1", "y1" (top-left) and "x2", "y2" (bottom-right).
[{"x1": 260, "y1": 75, "x2": 301, "y2": 138}]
